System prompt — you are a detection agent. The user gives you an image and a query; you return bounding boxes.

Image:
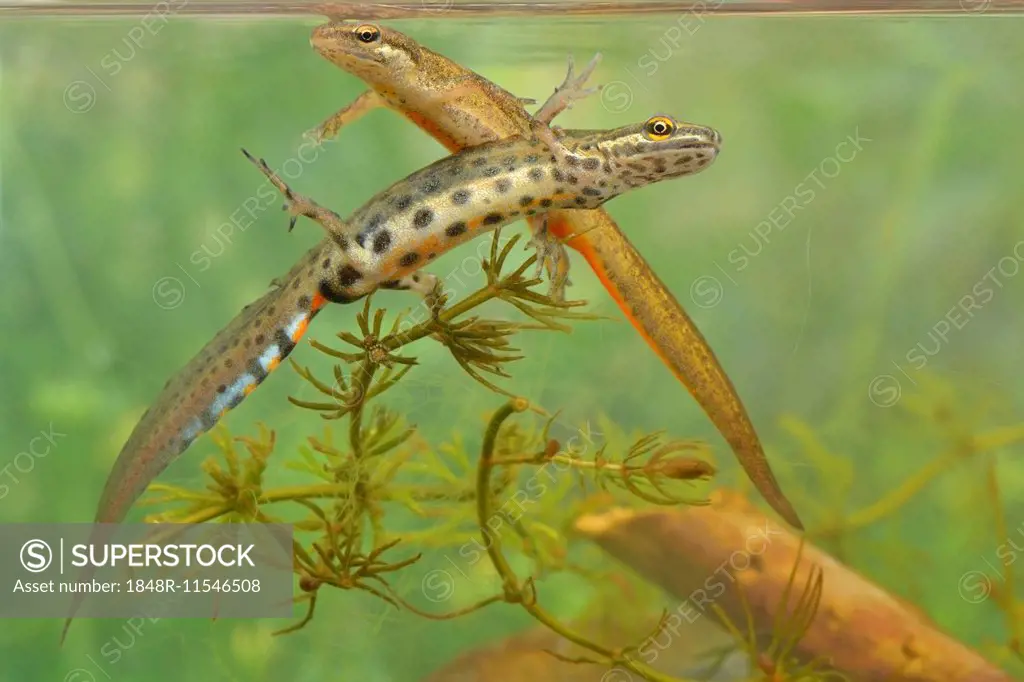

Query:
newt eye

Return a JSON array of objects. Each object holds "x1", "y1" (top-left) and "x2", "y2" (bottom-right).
[
  {"x1": 355, "y1": 24, "x2": 381, "y2": 43},
  {"x1": 643, "y1": 116, "x2": 675, "y2": 140}
]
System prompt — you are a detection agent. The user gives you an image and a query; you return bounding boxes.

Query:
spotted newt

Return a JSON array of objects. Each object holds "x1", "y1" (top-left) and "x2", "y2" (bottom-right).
[{"x1": 309, "y1": 21, "x2": 803, "y2": 530}]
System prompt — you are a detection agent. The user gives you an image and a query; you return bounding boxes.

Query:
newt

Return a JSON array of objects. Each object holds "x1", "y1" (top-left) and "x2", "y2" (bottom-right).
[
  {"x1": 62, "y1": 109, "x2": 719, "y2": 643},
  {"x1": 308, "y1": 21, "x2": 803, "y2": 530},
  {"x1": 247, "y1": 114, "x2": 721, "y2": 308}
]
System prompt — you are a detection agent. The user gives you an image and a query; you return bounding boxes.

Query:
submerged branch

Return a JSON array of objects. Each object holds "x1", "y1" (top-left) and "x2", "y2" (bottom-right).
[{"x1": 575, "y1": 490, "x2": 1015, "y2": 682}]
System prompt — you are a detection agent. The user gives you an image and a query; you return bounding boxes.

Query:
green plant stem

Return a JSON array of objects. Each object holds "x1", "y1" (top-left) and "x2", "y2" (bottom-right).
[
  {"x1": 474, "y1": 398, "x2": 693, "y2": 682},
  {"x1": 811, "y1": 425, "x2": 1024, "y2": 539},
  {"x1": 349, "y1": 359, "x2": 377, "y2": 460}
]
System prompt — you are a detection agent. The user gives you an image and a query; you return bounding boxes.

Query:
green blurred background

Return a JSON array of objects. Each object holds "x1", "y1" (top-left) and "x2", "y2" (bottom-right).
[{"x1": 1, "y1": 11, "x2": 1023, "y2": 680}]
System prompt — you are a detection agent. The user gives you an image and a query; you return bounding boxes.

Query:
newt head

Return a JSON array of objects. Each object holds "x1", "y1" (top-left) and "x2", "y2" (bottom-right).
[
  {"x1": 578, "y1": 115, "x2": 723, "y2": 188},
  {"x1": 311, "y1": 21, "x2": 430, "y2": 85}
]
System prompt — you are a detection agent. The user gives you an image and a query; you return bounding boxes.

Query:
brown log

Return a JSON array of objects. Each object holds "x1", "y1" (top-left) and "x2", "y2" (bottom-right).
[
  {"x1": 573, "y1": 490, "x2": 1013, "y2": 682},
  {"x1": 422, "y1": 609, "x2": 741, "y2": 681}
]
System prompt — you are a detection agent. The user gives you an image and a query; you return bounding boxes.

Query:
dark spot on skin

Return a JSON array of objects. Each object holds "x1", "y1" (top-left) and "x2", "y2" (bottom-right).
[
  {"x1": 525, "y1": 154, "x2": 539, "y2": 163},
  {"x1": 395, "y1": 195, "x2": 413, "y2": 211},
  {"x1": 552, "y1": 169, "x2": 566, "y2": 182},
  {"x1": 413, "y1": 208, "x2": 434, "y2": 229},
  {"x1": 201, "y1": 377, "x2": 210, "y2": 387},
  {"x1": 373, "y1": 230, "x2": 392, "y2": 254},
  {"x1": 598, "y1": 180, "x2": 607, "y2": 188},
  {"x1": 451, "y1": 189, "x2": 470, "y2": 205},
  {"x1": 567, "y1": 175, "x2": 579, "y2": 185},
  {"x1": 566, "y1": 156, "x2": 579, "y2": 167},
  {"x1": 482, "y1": 166, "x2": 501, "y2": 177},
  {"x1": 540, "y1": 199, "x2": 553, "y2": 208},
  {"x1": 422, "y1": 175, "x2": 442, "y2": 194},
  {"x1": 528, "y1": 168, "x2": 544, "y2": 182},
  {"x1": 338, "y1": 265, "x2": 363, "y2": 286},
  {"x1": 255, "y1": 334, "x2": 265, "y2": 345},
  {"x1": 582, "y1": 158, "x2": 601, "y2": 171},
  {"x1": 412, "y1": 273, "x2": 421, "y2": 282},
  {"x1": 224, "y1": 358, "x2": 234, "y2": 369},
  {"x1": 380, "y1": 279, "x2": 403, "y2": 289},
  {"x1": 471, "y1": 157, "x2": 488, "y2": 167},
  {"x1": 519, "y1": 196, "x2": 534, "y2": 207},
  {"x1": 526, "y1": 209, "x2": 536, "y2": 216},
  {"x1": 366, "y1": 213, "x2": 383, "y2": 231},
  {"x1": 355, "y1": 234, "x2": 367, "y2": 248},
  {"x1": 495, "y1": 179, "x2": 511, "y2": 193},
  {"x1": 400, "y1": 252, "x2": 420, "y2": 267},
  {"x1": 232, "y1": 338, "x2": 240, "y2": 348},
  {"x1": 298, "y1": 295, "x2": 311, "y2": 310},
  {"x1": 217, "y1": 384, "x2": 227, "y2": 393},
  {"x1": 218, "y1": 344, "x2": 227, "y2": 354},
  {"x1": 446, "y1": 222, "x2": 467, "y2": 237},
  {"x1": 448, "y1": 165, "x2": 463, "y2": 176},
  {"x1": 322, "y1": 258, "x2": 331, "y2": 269},
  {"x1": 249, "y1": 360, "x2": 267, "y2": 383},
  {"x1": 428, "y1": 252, "x2": 436, "y2": 259},
  {"x1": 199, "y1": 411, "x2": 218, "y2": 431},
  {"x1": 681, "y1": 154, "x2": 694, "y2": 163},
  {"x1": 654, "y1": 163, "x2": 667, "y2": 174},
  {"x1": 582, "y1": 187, "x2": 602, "y2": 196},
  {"x1": 318, "y1": 279, "x2": 363, "y2": 304},
  {"x1": 291, "y1": 279, "x2": 300, "y2": 290},
  {"x1": 554, "y1": 187, "x2": 565, "y2": 194},
  {"x1": 574, "y1": 197, "x2": 587, "y2": 206},
  {"x1": 243, "y1": 338, "x2": 251, "y2": 348},
  {"x1": 338, "y1": 234, "x2": 350, "y2": 251},
  {"x1": 483, "y1": 213, "x2": 503, "y2": 226},
  {"x1": 697, "y1": 158, "x2": 709, "y2": 166},
  {"x1": 501, "y1": 155, "x2": 516, "y2": 167},
  {"x1": 275, "y1": 329, "x2": 296, "y2": 356},
  {"x1": 603, "y1": 163, "x2": 612, "y2": 174}
]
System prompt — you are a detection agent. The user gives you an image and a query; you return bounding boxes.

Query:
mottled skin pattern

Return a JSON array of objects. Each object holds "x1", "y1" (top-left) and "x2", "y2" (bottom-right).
[
  {"x1": 310, "y1": 21, "x2": 804, "y2": 531},
  {"x1": 256, "y1": 117, "x2": 721, "y2": 305}
]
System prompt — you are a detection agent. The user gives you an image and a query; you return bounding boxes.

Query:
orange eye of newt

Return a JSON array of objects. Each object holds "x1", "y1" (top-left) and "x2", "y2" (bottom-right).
[
  {"x1": 355, "y1": 24, "x2": 380, "y2": 43},
  {"x1": 644, "y1": 116, "x2": 675, "y2": 140}
]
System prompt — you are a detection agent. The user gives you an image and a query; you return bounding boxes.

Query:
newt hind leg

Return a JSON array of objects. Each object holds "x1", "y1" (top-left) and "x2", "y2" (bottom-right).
[
  {"x1": 525, "y1": 214, "x2": 572, "y2": 301},
  {"x1": 379, "y1": 271, "x2": 447, "y2": 320},
  {"x1": 241, "y1": 148, "x2": 353, "y2": 249}
]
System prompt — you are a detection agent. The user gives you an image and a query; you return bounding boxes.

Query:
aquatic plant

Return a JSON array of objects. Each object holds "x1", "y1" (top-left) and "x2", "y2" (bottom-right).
[
  {"x1": 140, "y1": 230, "x2": 740, "y2": 681},
  {"x1": 136, "y1": 228, "x2": 1024, "y2": 680}
]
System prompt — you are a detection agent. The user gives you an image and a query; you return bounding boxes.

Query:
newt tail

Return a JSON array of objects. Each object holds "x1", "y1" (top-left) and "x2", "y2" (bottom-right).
[
  {"x1": 62, "y1": 244, "x2": 333, "y2": 644},
  {"x1": 547, "y1": 210, "x2": 797, "y2": 527}
]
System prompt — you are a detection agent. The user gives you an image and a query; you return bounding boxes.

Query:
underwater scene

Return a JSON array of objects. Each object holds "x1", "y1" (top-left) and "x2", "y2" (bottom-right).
[{"x1": 1, "y1": 3, "x2": 1023, "y2": 680}]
